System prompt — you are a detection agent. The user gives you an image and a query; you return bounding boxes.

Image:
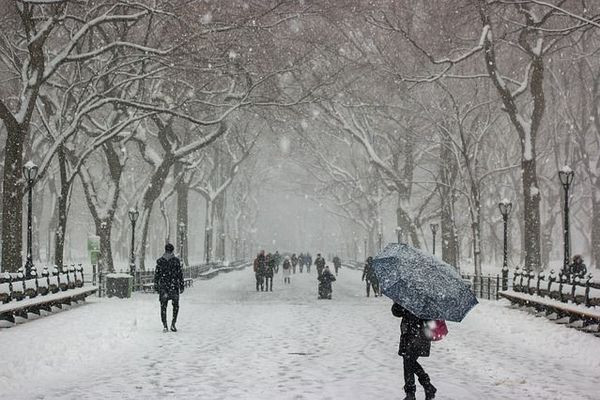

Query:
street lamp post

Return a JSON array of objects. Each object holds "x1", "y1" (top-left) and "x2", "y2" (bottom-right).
[
  {"x1": 498, "y1": 199, "x2": 512, "y2": 289},
  {"x1": 364, "y1": 238, "x2": 368, "y2": 258},
  {"x1": 128, "y1": 207, "x2": 139, "y2": 276},
  {"x1": 558, "y1": 166, "x2": 575, "y2": 274},
  {"x1": 430, "y1": 223, "x2": 439, "y2": 256},
  {"x1": 395, "y1": 226, "x2": 403, "y2": 244},
  {"x1": 23, "y1": 161, "x2": 38, "y2": 278},
  {"x1": 378, "y1": 231, "x2": 383, "y2": 251}
]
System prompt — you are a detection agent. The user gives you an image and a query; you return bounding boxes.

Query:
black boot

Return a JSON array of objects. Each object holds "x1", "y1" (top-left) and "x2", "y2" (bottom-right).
[
  {"x1": 402, "y1": 393, "x2": 416, "y2": 400},
  {"x1": 170, "y1": 323, "x2": 177, "y2": 332},
  {"x1": 163, "y1": 324, "x2": 169, "y2": 333},
  {"x1": 424, "y1": 384, "x2": 437, "y2": 400}
]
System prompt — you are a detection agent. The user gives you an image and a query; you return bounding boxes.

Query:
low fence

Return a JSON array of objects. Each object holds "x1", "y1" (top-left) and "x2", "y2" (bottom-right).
[
  {"x1": 343, "y1": 258, "x2": 503, "y2": 301},
  {"x1": 91, "y1": 260, "x2": 248, "y2": 297}
]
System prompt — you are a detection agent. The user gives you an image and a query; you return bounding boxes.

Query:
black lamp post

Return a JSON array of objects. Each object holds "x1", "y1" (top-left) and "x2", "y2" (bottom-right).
[
  {"x1": 430, "y1": 223, "x2": 439, "y2": 255},
  {"x1": 377, "y1": 231, "x2": 383, "y2": 251},
  {"x1": 128, "y1": 207, "x2": 139, "y2": 275},
  {"x1": 363, "y1": 238, "x2": 368, "y2": 258},
  {"x1": 498, "y1": 199, "x2": 512, "y2": 272},
  {"x1": 23, "y1": 161, "x2": 38, "y2": 278},
  {"x1": 395, "y1": 226, "x2": 403, "y2": 244},
  {"x1": 558, "y1": 166, "x2": 575, "y2": 273}
]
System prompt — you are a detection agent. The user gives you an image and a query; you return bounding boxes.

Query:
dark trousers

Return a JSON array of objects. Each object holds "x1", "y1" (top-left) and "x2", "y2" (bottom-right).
[
  {"x1": 256, "y1": 275, "x2": 264, "y2": 291},
  {"x1": 403, "y1": 356, "x2": 430, "y2": 394},
  {"x1": 366, "y1": 280, "x2": 379, "y2": 296},
  {"x1": 265, "y1": 276, "x2": 273, "y2": 291},
  {"x1": 160, "y1": 293, "x2": 179, "y2": 327}
]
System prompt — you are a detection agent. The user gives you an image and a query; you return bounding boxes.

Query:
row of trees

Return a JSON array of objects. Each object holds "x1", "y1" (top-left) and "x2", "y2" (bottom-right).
[
  {"x1": 283, "y1": 0, "x2": 600, "y2": 272},
  {"x1": 0, "y1": 0, "x2": 328, "y2": 272},
  {"x1": 1, "y1": 1, "x2": 599, "y2": 274}
]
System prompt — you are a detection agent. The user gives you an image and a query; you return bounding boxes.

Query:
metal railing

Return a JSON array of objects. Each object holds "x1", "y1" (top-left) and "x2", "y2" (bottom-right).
[{"x1": 90, "y1": 260, "x2": 248, "y2": 297}]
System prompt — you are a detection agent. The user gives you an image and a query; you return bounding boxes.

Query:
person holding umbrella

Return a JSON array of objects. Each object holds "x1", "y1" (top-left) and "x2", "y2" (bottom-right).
[
  {"x1": 371, "y1": 243, "x2": 478, "y2": 400},
  {"x1": 392, "y1": 302, "x2": 436, "y2": 400}
]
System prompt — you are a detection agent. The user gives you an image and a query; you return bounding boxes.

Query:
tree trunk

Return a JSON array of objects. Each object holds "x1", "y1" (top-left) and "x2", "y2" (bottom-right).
[
  {"x1": 522, "y1": 158, "x2": 541, "y2": 271},
  {"x1": 592, "y1": 194, "x2": 600, "y2": 269},
  {"x1": 138, "y1": 159, "x2": 173, "y2": 269},
  {"x1": 214, "y1": 193, "x2": 226, "y2": 261},
  {"x1": 439, "y1": 135, "x2": 458, "y2": 267},
  {"x1": 96, "y1": 219, "x2": 115, "y2": 273},
  {"x1": 1, "y1": 127, "x2": 24, "y2": 272},
  {"x1": 54, "y1": 147, "x2": 70, "y2": 268},
  {"x1": 175, "y1": 164, "x2": 189, "y2": 265},
  {"x1": 204, "y1": 199, "x2": 213, "y2": 263}
]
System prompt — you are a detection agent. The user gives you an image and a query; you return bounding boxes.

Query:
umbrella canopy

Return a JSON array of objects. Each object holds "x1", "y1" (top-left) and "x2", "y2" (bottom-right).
[{"x1": 372, "y1": 243, "x2": 477, "y2": 322}]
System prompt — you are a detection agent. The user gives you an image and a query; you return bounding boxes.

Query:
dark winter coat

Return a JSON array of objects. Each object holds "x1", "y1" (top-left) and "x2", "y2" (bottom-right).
[
  {"x1": 282, "y1": 259, "x2": 291, "y2": 270},
  {"x1": 391, "y1": 303, "x2": 430, "y2": 358},
  {"x1": 362, "y1": 261, "x2": 377, "y2": 282},
  {"x1": 315, "y1": 256, "x2": 325, "y2": 275},
  {"x1": 333, "y1": 256, "x2": 341, "y2": 268},
  {"x1": 154, "y1": 252, "x2": 184, "y2": 297},
  {"x1": 318, "y1": 268, "x2": 336, "y2": 289},
  {"x1": 291, "y1": 255, "x2": 298, "y2": 266},
  {"x1": 254, "y1": 254, "x2": 266, "y2": 276},
  {"x1": 569, "y1": 261, "x2": 587, "y2": 279},
  {"x1": 265, "y1": 259, "x2": 275, "y2": 278}
]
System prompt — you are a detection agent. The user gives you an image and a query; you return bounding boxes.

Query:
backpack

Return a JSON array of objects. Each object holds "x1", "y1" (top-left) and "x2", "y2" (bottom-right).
[{"x1": 424, "y1": 320, "x2": 448, "y2": 341}]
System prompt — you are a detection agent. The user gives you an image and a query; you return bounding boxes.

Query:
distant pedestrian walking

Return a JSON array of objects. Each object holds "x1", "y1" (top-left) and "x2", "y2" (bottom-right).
[
  {"x1": 318, "y1": 265, "x2": 336, "y2": 299},
  {"x1": 265, "y1": 253, "x2": 275, "y2": 291},
  {"x1": 282, "y1": 256, "x2": 292, "y2": 284},
  {"x1": 332, "y1": 255, "x2": 341, "y2": 276},
  {"x1": 315, "y1": 253, "x2": 325, "y2": 277},
  {"x1": 291, "y1": 253, "x2": 298, "y2": 274},
  {"x1": 298, "y1": 252, "x2": 305, "y2": 273},
  {"x1": 362, "y1": 257, "x2": 379, "y2": 297},
  {"x1": 391, "y1": 303, "x2": 436, "y2": 400},
  {"x1": 154, "y1": 243, "x2": 184, "y2": 332},
  {"x1": 254, "y1": 251, "x2": 266, "y2": 291}
]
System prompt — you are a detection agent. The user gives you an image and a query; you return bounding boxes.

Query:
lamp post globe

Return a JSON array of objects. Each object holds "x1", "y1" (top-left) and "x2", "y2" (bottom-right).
[{"x1": 23, "y1": 161, "x2": 38, "y2": 278}]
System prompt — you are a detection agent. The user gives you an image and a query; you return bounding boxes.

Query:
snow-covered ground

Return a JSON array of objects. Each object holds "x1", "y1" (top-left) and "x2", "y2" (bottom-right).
[{"x1": 1, "y1": 265, "x2": 599, "y2": 400}]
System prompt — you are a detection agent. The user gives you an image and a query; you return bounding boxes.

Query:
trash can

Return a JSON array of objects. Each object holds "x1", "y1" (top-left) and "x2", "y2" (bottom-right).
[{"x1": 105, "y1": 273, "x2": 133, "y2": 298}]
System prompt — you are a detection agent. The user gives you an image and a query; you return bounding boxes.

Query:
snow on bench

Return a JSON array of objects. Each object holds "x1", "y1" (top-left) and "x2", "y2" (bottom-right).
[{"x1": 0, "y1": 265, "x2": 97, "y2": 326}]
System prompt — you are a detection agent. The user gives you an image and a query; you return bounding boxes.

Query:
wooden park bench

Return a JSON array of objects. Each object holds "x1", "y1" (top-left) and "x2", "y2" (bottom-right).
[
  {"x1": 0, "y1": 265, "x2": 97, "y2": 325},
  {"x1": 499, "y1": 267, "x2": 600, "y2": 336}
]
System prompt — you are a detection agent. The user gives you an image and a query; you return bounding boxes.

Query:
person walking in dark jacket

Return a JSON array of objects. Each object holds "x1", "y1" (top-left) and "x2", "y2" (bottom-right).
[
  {"x1": 318, "y1": 265, "x2": 336, "y2": 299},
  {"x1": 265, "y1": 253, "x2": 275, "y2": 291},
  {"x1": 291, "y1": 253, "x2": 298, "y2": 274},
  {"x1": 282, "y1": 256, "x2": 292, "y2": 284},
  {"x1": 306, "y1": 253, "x2": 312, "y2": 273},
  {"x1": 298, "y1": 252, "x2": 305, "y2": 273},
  {"x1": 362, "y1": 257, "x2": 379, "y2": 297},
  {"x1": 332, "y1": 255, "x2": 341, "y2": 276},
  {"x1": 392, "y1": 303, "x2": 436, "y2": 400},
  {"x1": 154, "y1": 243, "x2": 184, "y2": 332},
  {"x1": 254, "y1": 251, "x2": 266, "y2": 291},
  {"x1": 315, "y1": 253, "x2": 326, "y2": 277}
]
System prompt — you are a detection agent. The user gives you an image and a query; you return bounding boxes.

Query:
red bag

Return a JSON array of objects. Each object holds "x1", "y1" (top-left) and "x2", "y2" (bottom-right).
[{"x1": 425, "y1": 320, "x2": 448, "y2": 341}]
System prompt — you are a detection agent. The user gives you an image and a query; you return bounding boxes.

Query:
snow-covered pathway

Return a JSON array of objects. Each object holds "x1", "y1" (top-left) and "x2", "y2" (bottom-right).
[{"x1": 1, "y1": 265, "x2": 599, "y2": 399}]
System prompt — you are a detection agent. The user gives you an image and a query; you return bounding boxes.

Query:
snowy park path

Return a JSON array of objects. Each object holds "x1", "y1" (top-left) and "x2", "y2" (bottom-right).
[{"x1": 1, "y1": 266, "x2": 600, "y2": 400}]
